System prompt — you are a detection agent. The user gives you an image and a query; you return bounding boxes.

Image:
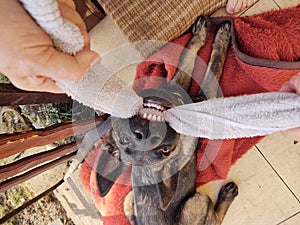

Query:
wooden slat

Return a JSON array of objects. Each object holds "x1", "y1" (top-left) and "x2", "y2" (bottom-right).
[
  {"x1": 0, "y1": 84, "x2": 72, "y2": 106},
  {"x1": 74, "y1": 0, "x2": 106, "y2": 31},
  {"x1": 0, "y1": 142, "x2": 78, "y2": 180},
  {"x1": 0, "y1": 152, "x2": 76, "y2": 193},
  {"x1": 0, "y1": 115, "x2": 107, "y2": 159}
]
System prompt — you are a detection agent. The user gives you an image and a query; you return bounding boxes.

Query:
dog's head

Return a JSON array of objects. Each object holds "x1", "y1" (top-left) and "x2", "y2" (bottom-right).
[
  {"x1": 96, "y1": 87, "x2": 197, "y2": 200},
  {"x1": 110, "y1": 89, "x2": 184, "y2": 167}
]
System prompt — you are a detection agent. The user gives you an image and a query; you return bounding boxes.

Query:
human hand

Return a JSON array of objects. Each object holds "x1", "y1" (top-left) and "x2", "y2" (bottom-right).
[
  {"x1": 0, "y1": 0, "x2": 100, "y2": 93},
  {"x1": 280, "y1": 73, "x2": 300, "y2": 141}
]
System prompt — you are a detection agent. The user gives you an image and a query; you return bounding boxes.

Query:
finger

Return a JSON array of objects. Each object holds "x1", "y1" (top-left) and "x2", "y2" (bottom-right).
[
  {"x1": 57, "y1": 0, "x2": 76, "y2": 10},
  {"x1": 58, "y1": 1, "x2": 90, "y2": 48},
  {"x1": 27, "y1": 76, "x2": 65, "y2": 93},
  {"x1": 34, "y1": 47, "x2": 100, "y2": 81},
  {"x1": 290, "y1": 74, "x2": 300, "y2": 94},
  {"x1": 279, "y1": 81, "x2": 296, "y2": 93},
  {"x1": 234, "y1": 0, "x2": 244, "y2": 14},
  {"x1": 279, "y1": 74, "x2": 300, "y2": 94},
  {"x1": 226, "y1": 0, "x2": 238, "y2": 14},
  {"x1": 9, "y1": 75, "x2": 64, "y2": 93}
]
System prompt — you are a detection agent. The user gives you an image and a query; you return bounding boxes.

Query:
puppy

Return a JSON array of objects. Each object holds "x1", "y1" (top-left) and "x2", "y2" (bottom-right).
[{"x1": 96, "y1": 16, "x2": 237, "y2": 225}]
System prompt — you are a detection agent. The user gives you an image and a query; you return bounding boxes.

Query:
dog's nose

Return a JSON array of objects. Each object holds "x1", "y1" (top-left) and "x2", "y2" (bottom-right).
[
  {"x1": 130, "y1": 119, "x2": 150, "y2": 140},
  {"x1": 133, "y1": 129, "x2": 148, "y2": 140}
]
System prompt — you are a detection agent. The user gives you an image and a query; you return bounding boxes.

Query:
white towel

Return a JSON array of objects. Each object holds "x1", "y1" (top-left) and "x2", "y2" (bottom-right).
[
  {"x1": 19, "y1": 0, "x2": 143, "y2": 119},
  {"x1": 166, "y1": 92, "x2": 300, "y2": 139},
  {"x1": 19, "y1": 0, "x2": 300, "y2": 139}
]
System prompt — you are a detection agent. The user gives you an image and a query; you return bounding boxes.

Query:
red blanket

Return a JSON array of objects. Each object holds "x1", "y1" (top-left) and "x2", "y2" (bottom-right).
[{"x1": 81, "y1": 5, "x2": 300, "y2": 225}]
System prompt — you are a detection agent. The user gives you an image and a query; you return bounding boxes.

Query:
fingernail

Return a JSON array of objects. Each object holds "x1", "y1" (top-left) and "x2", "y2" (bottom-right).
[
  {"x1": 227, "y1": 8, "x2": 234, "y2": 14},
  {"x1": 279, "y1": 82, "x2": 292, "y2": 92}
]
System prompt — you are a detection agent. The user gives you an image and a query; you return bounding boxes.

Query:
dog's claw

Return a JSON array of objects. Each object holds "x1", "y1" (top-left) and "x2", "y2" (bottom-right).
[
  {"x1": 192, "y1": 16, "x2": 212, "y2": 35},
  {"x1": 218, "y1": 182, "x2": 239, "y2": 202},
  {"x1": 218, "y1": 22, "x2": 231, "y2": 38}
]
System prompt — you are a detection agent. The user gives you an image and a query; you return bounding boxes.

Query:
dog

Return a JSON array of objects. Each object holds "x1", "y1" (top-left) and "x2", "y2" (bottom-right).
[{"x1": 95, "y1": 16, "x2": 238, "y2": 225}]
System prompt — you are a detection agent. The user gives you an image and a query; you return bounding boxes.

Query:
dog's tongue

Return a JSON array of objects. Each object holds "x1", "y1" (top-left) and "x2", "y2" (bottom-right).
[{"x1": 165, "y1": 92, "x2": 300, "y2": 139}]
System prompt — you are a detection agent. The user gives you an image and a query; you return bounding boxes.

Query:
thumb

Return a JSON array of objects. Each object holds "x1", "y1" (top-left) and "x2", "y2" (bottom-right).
[
  {"x1": 35, "y1": 47, "x2": 100, "y2": 81},
  {"x1": 279, "y1": 74, "x2": 300, "y2": 94}
]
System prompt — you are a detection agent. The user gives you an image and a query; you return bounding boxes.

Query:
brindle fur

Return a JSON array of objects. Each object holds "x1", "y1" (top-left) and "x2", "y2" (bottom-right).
[
  {"x1": 96, "y1": 16, "x2": 237, "y2": 225},
  {"x1": 171, "y1": 16, "x2": 212, "y2": 91},
  {"x1": 198, "y1": 22, "x2": 231, "y2": 99}
]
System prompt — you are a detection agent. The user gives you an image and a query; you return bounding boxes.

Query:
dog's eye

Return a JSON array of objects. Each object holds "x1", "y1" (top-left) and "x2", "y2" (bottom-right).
[
  {"x1": 161, "y1": 147, "x2": 171, "y2": 156},
  {"x1": 120, "y1": 136, "x2": 130, "y2": 145},
  {"x1": 105, "y1": 143, "x2": 114, "y2": 153},
  {"x1": 105, "y1": 143, "x2": 119, "y2": 157}
]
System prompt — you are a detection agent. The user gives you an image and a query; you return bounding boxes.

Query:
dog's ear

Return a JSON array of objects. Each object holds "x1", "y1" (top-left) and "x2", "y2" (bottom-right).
[
  {"x1": 96, "y1": 143, "x2": 127, "y2": 197},
  {"x1": 157, "y1": 169, "x2": 179, "y2": 211}
]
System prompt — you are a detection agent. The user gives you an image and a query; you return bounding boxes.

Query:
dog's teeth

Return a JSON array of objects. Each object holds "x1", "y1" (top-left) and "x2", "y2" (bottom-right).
[
  {"x1": 147, "y1": 114, "x2": 153, "y2": 120},
  {"x1": 143, "y1": 113, "x2": 147, "y2": 119},
  {"x1": 152, "y1": 115, "x2": 157, "y2": 121},
  {"x1": 157, "y1": 116, "x2": 161, "y2": 121}
]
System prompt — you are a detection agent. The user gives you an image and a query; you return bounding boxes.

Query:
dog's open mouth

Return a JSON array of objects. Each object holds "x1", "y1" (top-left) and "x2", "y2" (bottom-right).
[
  {"x1": 137, "y1": 87, "x2": 192, "y2": 122},
  {"x1": 138, "y1": 97, "x2": 173, "y2": 122}
]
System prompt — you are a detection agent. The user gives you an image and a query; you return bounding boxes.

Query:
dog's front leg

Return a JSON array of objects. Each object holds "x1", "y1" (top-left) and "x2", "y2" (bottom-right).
[
  {"x1": 198, "y1": 22, "x2": 231, "y2": 99},
  {"x1": 171, "y1": 16, "x2": 212, "y2": 92},
  {"x1": 177, "y1": 193, "x2": 218, "y2": 225}
]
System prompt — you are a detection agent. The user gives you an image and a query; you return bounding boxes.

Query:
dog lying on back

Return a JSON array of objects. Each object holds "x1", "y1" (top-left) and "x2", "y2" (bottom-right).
[{"x1": 96, "y1": 16, "x2": 238, "y2": 225}]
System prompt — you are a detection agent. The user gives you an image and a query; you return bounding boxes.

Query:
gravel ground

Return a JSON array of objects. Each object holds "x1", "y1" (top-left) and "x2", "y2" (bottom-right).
[{"x1": 0, "y1": 184, "x2": 74, "y2": 225}]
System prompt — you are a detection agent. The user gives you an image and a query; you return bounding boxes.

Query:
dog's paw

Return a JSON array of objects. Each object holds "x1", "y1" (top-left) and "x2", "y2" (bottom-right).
[
  {"x1": 218, "y1": 182, "x2": 238, "y2": 202},
  {"x1": 219, "y1": 22, "x2": 231, "y2": 33},
  {"x1": 215, "y1": 22, "x2": 231, "y2": 42},
  {"x1": 212, "y1": 22, "x2": 231, "y2": 51},
  {"x1": 192, "y1": 16, "x2": 212, "y2": 36},
  {"x1": 191, "y1": 95, "x2": 206, "y2": 102}
]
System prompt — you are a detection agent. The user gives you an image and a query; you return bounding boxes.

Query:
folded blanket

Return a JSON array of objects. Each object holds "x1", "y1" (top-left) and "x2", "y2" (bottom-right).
[
  {"x1": 81, "y1": 5, "x2": 300, "y2": 225},
  {"x1": 98, "y1": 0, "x2": 228, "y2": 56}
]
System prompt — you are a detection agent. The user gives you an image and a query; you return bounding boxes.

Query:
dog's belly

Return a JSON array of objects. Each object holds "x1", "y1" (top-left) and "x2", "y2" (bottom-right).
[{"x1": 133, "y1": 185, "x2": 172, "y2": 225}]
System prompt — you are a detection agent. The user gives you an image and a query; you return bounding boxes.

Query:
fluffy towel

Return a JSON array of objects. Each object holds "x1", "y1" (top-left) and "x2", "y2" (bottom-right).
[
  {"x1": 81, "y1": 5, "x2": 300, "y2": 225},
  {"x1": 19, "y1": 0, "x2": 143, "y2": 118},
  {"x1": 166, "y1": 92, "x2": 300, "y2": 139}
]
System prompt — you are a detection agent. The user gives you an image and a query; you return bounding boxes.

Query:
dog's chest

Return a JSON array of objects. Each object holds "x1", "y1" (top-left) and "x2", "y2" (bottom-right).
[
  {"x1": 133, "y1": 184, "x2": 174, "y2": 225},
  {"x1": 131, "y1": 167, "x2": 176, "y2": 225}
]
